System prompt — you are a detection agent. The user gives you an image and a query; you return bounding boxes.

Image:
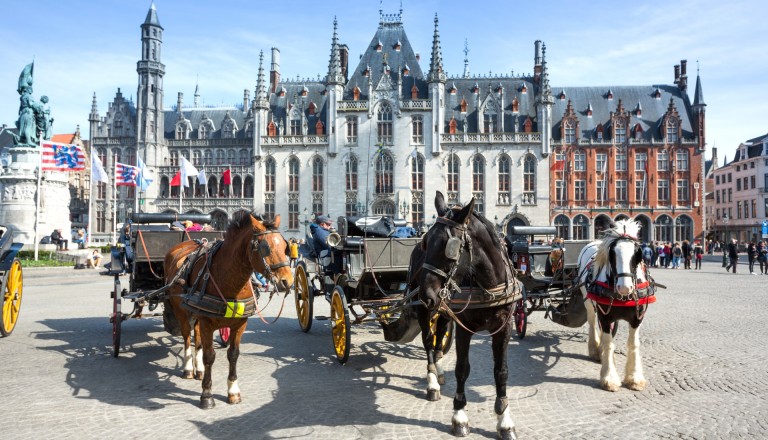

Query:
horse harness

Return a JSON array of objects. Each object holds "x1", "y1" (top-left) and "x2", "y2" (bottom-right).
[
  {"x1": 422, "y1": 216, "x2": 522, "y2": 314},
  {"x1": 583, "y1": 235, "x2": 657, "y2": 319},
  {"x1": 180, "y1": 229, "x2": 288, "y2": 319}
]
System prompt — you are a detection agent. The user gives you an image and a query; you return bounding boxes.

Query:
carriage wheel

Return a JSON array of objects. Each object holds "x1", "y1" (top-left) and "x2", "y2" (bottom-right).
[
  {"x1": 513, "y1": 288, "x2": 528, "y2": 339},
  {"x1": 0, "y1": 259, "x2": 23, "y2": 337},
  {"x1": 429, "y1": 314, "x2": 454, "y2": 355},
  {"x1": 330, "y1": 286, "x2": 351, "y2": 364},
  {"x1": 294, "y1": 262, "x2": 313, "y2": 333},
  {"x1": 218, "y1": 327, "x2": 230, "y2": 347},
  {"x1": 111, "y1": 275, "x2": 122, "y2": 357}
]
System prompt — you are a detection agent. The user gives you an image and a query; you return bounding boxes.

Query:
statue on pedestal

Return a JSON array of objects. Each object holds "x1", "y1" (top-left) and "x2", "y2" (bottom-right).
[{"x1": 10, "y1": 62, "x2": 53, "y2": 148}]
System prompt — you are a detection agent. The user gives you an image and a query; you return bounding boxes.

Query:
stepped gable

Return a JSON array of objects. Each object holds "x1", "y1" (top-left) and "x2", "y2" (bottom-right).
[
  {"x1": 551, "y1": 85, "x2": 693, "y2": 141},
  {"x1": 443, "y1": 78, "x2": 537, "y2": 132},
  {"x1": 268, "y1": 81, "x2": 328, "y2": 134},
  {"x1": 346, "y1": 18, "x2": 426, "y2": 100}
]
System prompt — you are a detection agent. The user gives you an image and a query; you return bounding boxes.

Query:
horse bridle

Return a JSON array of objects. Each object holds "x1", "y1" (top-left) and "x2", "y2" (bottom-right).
[
  {"x1": 251, "y1": 229, "x2": 291, "y2": 281},
  {"x1": 607, "y1": 235, "x2": 642, "y2": 291},
  {"x1": 422, "y1": 216, "x2": 472, "y2": 303}
]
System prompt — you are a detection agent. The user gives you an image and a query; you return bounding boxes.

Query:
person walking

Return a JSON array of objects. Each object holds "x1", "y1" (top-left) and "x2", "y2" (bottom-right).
[
  {"x1": 725, "y1": 239, "x2": 739, "y2": 274},
  {"x1": 672, "y1": 243, "x2": 682, "y2": 269},
  {"x1": 664, "y1": 242, "x2": 673, "y2": 268},
  {"x1": 694, "y1": 241, "x2": 704, "y2": 270},
  {"x1": 758, "y1": 240, "x2": 768, "y2": 275},
  {"x1": 651, "y1": 242, "x2": 660, "y2": 267},
  {"x1": 747, "y1": 242, "x2": 758, "y2": 275},
  {"x1": 682, "y1": 239, "x2": 692, "y2": 269},
  {"x1": 642, "y1": 243, "x2": 653, "y2": 267}
]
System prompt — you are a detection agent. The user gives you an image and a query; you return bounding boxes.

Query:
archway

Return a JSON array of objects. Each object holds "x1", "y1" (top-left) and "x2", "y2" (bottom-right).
[
  {"x1": 634, "y1": 215, "x2": 651, "y2": 243},
  {"x1": 554, "y1": 214, "x2": 570, "y2": 239},
  {"x1": 594, "y1": 214, "x2": 612, "y2": 239},
  {"x1": 573, "y1": 214, "x2": 589, "y2": 240},
  {"x1": 654, "y1": 215, "x2": 673, "y2": 243}
]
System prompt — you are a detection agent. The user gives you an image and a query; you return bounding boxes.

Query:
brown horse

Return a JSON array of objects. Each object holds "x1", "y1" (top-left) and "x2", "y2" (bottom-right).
[{"x1": 164, "y1": 212, "x2": 294, "y2": 409}]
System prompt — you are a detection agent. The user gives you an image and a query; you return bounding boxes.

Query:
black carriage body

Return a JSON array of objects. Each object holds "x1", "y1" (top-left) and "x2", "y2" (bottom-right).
[{"x1": 0, "y1": 225, "x2": 23, "y2": 272}]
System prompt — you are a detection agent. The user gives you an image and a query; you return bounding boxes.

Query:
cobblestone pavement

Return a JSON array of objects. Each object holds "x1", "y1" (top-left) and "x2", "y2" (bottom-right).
[{"x1": 2, "y1": 258, "x2": 766, "y2": 439}]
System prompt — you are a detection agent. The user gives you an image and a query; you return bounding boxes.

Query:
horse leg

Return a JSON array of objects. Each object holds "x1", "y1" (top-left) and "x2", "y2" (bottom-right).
[
  {"x1": 435, "y1": 316, "x2": 450, "y2": 385},
  {"x1": 419, "y1": 313, "x2": 441, "y2": 401},
  {"x1": 623, "y1": 322, "x2": 647, "y2": 391},
  {"x1": 492, "y1": 321, "x2": 516, "y2": 440},
  {"x1": 175, "y1": 306, "x2": 195, "y2": 380},
  {"x1": 598, "y1": 315, "x2": 621, "y2": 392},
  {"x1": 226, "y1": 321, "x2": 246, "y2": 404},
  {"x1": 451, "y1": 327, "x2": 471, "y2": 437},
  {"x1": 198, "y1": 319, "x2": 216, "y2": 409},
  {"x1": 585, "y1": 299, "x2": 601, "y2": 362},
  {"x1": 193, "y1": 319, "x2": 205, "y2": 380}
]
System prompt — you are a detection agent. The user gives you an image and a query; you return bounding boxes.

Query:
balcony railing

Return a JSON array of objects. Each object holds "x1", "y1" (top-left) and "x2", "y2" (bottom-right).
[
  {"x1": 260, "y1": 135, "x2": 329, "y2": 146},
  {"x1": 440, "y1": 132, "x2": 541, "y2": 144}
]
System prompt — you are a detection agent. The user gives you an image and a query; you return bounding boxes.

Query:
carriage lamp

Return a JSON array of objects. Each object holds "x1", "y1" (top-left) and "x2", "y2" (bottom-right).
[{"x1": 400, "y1": 200, "x2": 410, "y2": 222}]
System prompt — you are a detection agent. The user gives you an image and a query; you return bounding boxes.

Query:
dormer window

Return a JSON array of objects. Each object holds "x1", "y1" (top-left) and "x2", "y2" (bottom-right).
[
  {"x1": 523, "y1": 117, "x2": 532, "y2": 133},
  {"x1": 353, "y1": 87, "x2": 361, "y2": 101},
  {"x1": 634, "y1": 123, "x2": 643, "y2": 140},
  {"x1": 511, "y1": 98, "x2": 519, "y2": 113},
  {"x1": 666, "y1": 118, "x2": 679, "y2": 143},
  {"x1": 559, "y1": 90, "x2": 566, "y2": 100},
  {"x1": 614, "y1": 120, "x2": 627, "y2": 144},
  {"x1": 402, "y1": 64, "x2": 410, "y2": 76},
  {"x1": 308, "y1": 101, "x2": 316, "y2": 115},
  {"x1": 363, "y1": 65, "x2": 370, "y2": 77},
  {"x1": 394, "y1": 40, "x2": 401, "y2": 51},
  {"x1": 586, "y1": 103, "x2": 593, "y2": 117},
  {"x1": 520, "y1": 83, "x2": 527, "y2": 94},
  {"x1": 278, "y1": 87, "x2": 286, "y2": 97},
  {"x1": 563, "y1": 119, "x2": 577, "y2": 144},
  {"x1": 449, "y1": 83, "x2": 457, "y2": 94},
  {"x1": 448, "y1": 117, "x2": 457, "y2": 134},
  {"x1": 460, "y1": 98, "x2": 468, "y2": 113},
  {"x1": 472, "y1": 83, "x2": 479, "y2": 94},
  {"x1": 300, "y1": 88, "x2": 308, "y2": 97},
  {"x1": 375, "y1": 40, "x2": 382, "y2": 51},
  {"x1": 607, "y1": 89, "x2": 613, "y2": 100},
  {"x1": 411, "y1": 84, "x2": 418, "y2": 100},
  {"x1": 596, "y1": 124, "x2": 604, "y2": 140},
  {"x1": 635, "y1": 103, "x2": 642, "y2": 117},
  {"x1": 654, "y1": 88, "x2": 661, "y2": 99},
  {"x1": 315, "y1": 120, "x2": 324, "y2": 135},
  {"x1": 267, "y1": 121, "x2": 277, "y2": 137}
]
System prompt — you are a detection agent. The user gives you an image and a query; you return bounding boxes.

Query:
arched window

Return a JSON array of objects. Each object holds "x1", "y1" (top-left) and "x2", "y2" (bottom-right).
[
  {"x1": 207, "y1": 176, "x2": 218, "y2": 198},
  {"x1": 169, "y1": 151, "x2": 178, "y2": 167},
  {"x1": 666, "y1": 118, "x2": 679, "y2": 143},
  {"x1": 125, "y1": 148, "x2": 136, "y2": 167},
  {"x1": 554, "y1": 214, "x2": 570, "y2": 239},
  {"x1": 227, "y1": 150, "x2": 236, "y2": 166},
  {"x1": 411, "y1": 115, "x2": 423, "y2": 144},
  {"x1": 204, "y1": 149, "x2": 213, "y2": 166},
  {"x1": 199, "y1": 124, "x2": 208, "y2": 139},
  {"x1": 243, "y1": 176, "x2": 254, "y2": 198},
  {"x1": 472, "y1": 155, "x2": 485, "y2": 215},
  {"x1": 654, "y1": 215, "x2": 674, "y2": 243},
  {"x1": 483, "y1": 100, "x2": 498, "y2": 133},
  {"x1": 232, "y1": 176, "x2": 242, "y2": 197},
  {"x1": 372, "y1": 199, "x2": 395, "y2": 216},
  {"x1": 192, "y1": 150, "x2": 202, "y2": 166},
  {"x1": 290, "y1": 110, "x2": 302, "y2": 136},
  {"x1": 564, "y1": 119, "x2": 577, "y2": 144},
  {"x1": 159, "y1": 176, "x2": 169, "y2": 199},
  {"x1": 312, "y1": 157, "x2": 324, "y2": 192},
  {"x1": 523, "y1": 155, "x2": 536, "y2": 205},
  {"x1": 497, "y1": 154, "x2": 511, "y2": 205},
  {"x1": 573, "y1": 214, "x2": 589, "y2": 240},
  {"x1": 375, "y1": 151, "x2": 394, "y2": 194},
  {"x1": 345, "y1": 155, "x2": 358, "y2": 191},
  {"x1": 411, "y1": 153, "x2": 424, "y2": 191},
  {"x1": 216, "y1": 149, "x2": 225, "y2": 165},
  {"x1": 239, "y1": 149, "x2": 249, "y2": 166},
  {"x1": 447, "y1": 154, "x2": 460, "y2": 203},
  {"x1": 675, "y1": 215, "x2": 693, "y2": 243},
  {"x1": 377, "y1": 102, "x2": 393, "y2": 144},
  {"x1": 288, "y1": 157, "x2": 300, "y2": 193}
]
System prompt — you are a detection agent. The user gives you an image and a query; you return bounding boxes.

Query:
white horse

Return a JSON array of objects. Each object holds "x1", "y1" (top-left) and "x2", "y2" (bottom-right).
[{"x1": 576, "y1": 219, "x2": 656, "y2": 392}]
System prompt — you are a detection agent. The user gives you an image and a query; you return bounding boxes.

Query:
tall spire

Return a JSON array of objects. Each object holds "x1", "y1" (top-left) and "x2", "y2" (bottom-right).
[
  {"x1": 194, "y1": 79, "x2": 200, "y2": 107},
  {"x1": 428, "y1": 13, "x2": 446, "y2": 83},
  {"x1": 255, "y1": 50, "x2": 268, "y2": 108},
  {"x1": 693, "y1": 62, "x2": 705, "y2": 107},
  {"x1": 144, "y1": 1, "x2": 162, "y2": 28},
  {"x1": 327, "y1": 17, "x2": 344, "y2": 85},
  {"x1": 89, "y1": 92, "x2": 99, "y2": 122},
  {"x1": 462, "y1": 39, "x2": 470, "y2": 78},
  {"x1": 540, "y1": 43, "x2": 551, "y2": 96}
]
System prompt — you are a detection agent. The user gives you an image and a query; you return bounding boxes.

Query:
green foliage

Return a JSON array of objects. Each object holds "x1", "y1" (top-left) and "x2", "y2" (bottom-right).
[{"x1": 17, "y1": 250, "x2": 75, "y2": 267}]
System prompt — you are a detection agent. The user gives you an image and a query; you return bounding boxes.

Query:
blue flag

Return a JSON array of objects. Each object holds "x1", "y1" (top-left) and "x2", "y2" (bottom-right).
[{"x1": 137, "y1": 157, "x2": 152, "y2": 191}]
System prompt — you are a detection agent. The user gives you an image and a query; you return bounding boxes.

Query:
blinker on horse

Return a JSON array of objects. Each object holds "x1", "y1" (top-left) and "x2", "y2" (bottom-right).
[
  {"x1": 577, "y1": 219, "x2": 657, "y2": 392},
  {"x1": 164, "y1": 212, "x2": 294, "y2": 409},
  {"x1": 418, "y1": 191, "x2": 522, "y2": 439}
]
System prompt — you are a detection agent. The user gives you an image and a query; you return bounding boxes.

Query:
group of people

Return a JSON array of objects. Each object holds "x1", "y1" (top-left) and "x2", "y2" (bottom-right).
[
  {"x1": 642, "y1": 240, "x2": 705, "y2": 270},
  {"x1": 724, "y1": 239, "x2": 768, "y2": 275}
]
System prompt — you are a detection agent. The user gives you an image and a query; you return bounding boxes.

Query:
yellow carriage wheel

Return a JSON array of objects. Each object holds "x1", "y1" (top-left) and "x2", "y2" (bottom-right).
[
  {"x1": 293, "y1": 262, "x2": 313, "y2": 333},
  {"x1": 429, "y1": 313, "x2": 454, "y2": 355},
  {"x1": 1, "y1": 259, "x2": 23, "y2": 337},
  {"x1": 330, "y1": 286, "x2": 351, "y2": 364}
]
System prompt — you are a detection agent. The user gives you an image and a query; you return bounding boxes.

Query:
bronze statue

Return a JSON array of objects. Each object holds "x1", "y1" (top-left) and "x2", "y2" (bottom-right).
[{"x1": 11, "y1": 62, "x2": 52, "y2": 148}]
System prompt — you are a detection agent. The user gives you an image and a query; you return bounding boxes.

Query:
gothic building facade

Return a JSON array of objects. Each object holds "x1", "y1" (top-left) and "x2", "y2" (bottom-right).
[{"x1": 88, "y1": 4, "x2": 705, "y2": 242}]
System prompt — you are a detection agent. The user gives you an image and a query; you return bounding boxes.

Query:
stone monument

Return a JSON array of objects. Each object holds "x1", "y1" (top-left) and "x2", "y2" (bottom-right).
[{"x1": 0, "y1": 63, "x2": 71, "y2": 245}]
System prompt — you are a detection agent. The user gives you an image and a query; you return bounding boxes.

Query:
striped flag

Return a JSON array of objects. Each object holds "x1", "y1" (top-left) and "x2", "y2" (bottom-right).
[
  {"x1": 41, "y1": 140, "x2": 85, "y2": 171},
  {"x1": 115, "y1": 162, "x2": 139, "y2": 186}
]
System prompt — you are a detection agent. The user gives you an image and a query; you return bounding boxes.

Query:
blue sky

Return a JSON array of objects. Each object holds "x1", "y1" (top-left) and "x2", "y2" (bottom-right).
[{"x1": 1, "y1": 0, "x2": 766, "y2": 163}]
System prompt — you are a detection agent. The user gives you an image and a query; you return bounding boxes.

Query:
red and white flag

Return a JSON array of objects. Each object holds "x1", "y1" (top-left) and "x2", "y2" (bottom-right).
[
  {"x1": 41, "y1": 140, "x2": 85, "y2": 171},
  {"x1": 115, "y1": 162, "x2": 139, "y2": 186}
]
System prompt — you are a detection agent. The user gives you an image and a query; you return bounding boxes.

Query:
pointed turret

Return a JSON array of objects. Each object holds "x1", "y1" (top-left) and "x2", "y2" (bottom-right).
[
  {"x1": 194, "y1": 82, "x2": 200, "y2": 107},
  {"x1": 462, "y1": 38, "x2": 470, "y2": 78},
  {"x1": 539, "y1": 43, "x2": 552, "y2": 97},
  {"x1": 692, "y1": 63, "x2": 706, "y2": 150},
  {"x1": 89, "y1": 92, "x2": 99, "y2": 122},
  {"x1": 427, "y1": 14, "x2": 446, "y2": 83},
  {"x1": 327, "y1": 17, "x2": 345, "y2": 86},
  {"x1": 144, "y1": 1, "x2": 162, "y2": 28},
  {"x1": 254, "y1": 50, "x2": 268, "y2": 109},
  {"x1": 693, "y1": 71, "x2": 705, "y2": 108},
  {"x1": 536, "y1": 42, "x2": 554, "y2": 156}
]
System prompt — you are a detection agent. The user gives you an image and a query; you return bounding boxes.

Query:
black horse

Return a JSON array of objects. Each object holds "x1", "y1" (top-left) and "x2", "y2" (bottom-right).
[{"x1": 418, "y1": 192, "x2": 523, "y2": 439}]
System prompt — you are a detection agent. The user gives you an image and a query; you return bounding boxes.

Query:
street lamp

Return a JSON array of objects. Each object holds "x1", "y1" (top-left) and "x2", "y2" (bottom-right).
[
  {"x1": 399, "y1": 200, "x2": 410, "y2": 224},
  {"x1": 722, "y1": 213, "x2": 729, "y2": 243},
  {"x1": 301, "y1": 208, "x2": 310, "y2": 236}
]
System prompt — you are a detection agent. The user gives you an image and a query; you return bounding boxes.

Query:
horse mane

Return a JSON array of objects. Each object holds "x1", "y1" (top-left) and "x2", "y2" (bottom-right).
[
  {"x1": 446, "y1": 207, "x2": 502, "y2": 249},
  {"x1": 593, "y1": 219, "x2": 641, "y2": 268},
  {"x1": 224, "y1": 212, "x2": 276, "y2": 239}
]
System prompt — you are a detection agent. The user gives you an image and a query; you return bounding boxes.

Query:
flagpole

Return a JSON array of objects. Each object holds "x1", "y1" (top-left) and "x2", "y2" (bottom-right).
[
  {"x1": 87, "y1": 155, "x2": 93, "y2": 248},
  {"x1": 179, "y1": 159, "x2": 183, "y2": 212},
  {"x1": 112, "y1": 153, "x2": 117, "y2": 245},
  {"x1": 33, "y1": 140, "x2": 42, "y2": 261}
]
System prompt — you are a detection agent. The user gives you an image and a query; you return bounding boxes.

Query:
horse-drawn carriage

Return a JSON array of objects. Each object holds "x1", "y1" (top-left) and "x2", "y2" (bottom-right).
[
  {"x1": 293, "y1": 216, "x2": 453, "y2": 364},
  {"x1": 0, "y1": 225, "x2": 23, "y2": 337},
  {"x1": 109, "y1": 213, "x2": 222, "y2": 357},
  {"x1": 505, "y1": 225, "x2": 590, "y2": 338}
]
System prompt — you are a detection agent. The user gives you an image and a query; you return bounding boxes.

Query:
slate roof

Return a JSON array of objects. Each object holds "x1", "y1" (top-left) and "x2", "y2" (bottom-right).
[
  {"x1": 268, "y1": 81, "x2": 328, "y2": 132},
  {"x1": 164, "y1": 108, "x2": 247, "y2": 140},
  {"x1": 551, "y1": 85, "x2": 693, "y2": 141},
  {"x1": 443, "y1": 79, "x2": 536, "y2": 132}
]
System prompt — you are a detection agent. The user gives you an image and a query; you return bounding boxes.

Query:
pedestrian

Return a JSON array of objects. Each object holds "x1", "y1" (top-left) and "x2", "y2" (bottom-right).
[
  {"x1": 694, "y1": 241, "x2": 704, "y2": 270},
  {"x1": 758, "y1": 240, "x2": 768, "y2": 275},
  {"x1": 289, "y1": 238, "x2": 299, "y2": 267},
  {"x1": 642, "y1": 243, "x2": 653, "y2": 267},
  {"x1": 664, "y1": 242, "x2": 672, "y2": 268},
  {"x1": 658, "y1": 243, "x2": 666, "y2": 268},
  {"x1": 725, "y1": 239, "x2": 739, "y2": 274},
  {"x1": 672, "y1": 242, "x2": 682, "y2": 269},
  {"x1": 747, "y1": 242, "x2": 758, "y2": 275},
  {"x1": 682, "y1": 239, "x2": 692, "y2": 269},
  {"x1": 651, "y1": 242, "x2": 659, "y2": 267}
]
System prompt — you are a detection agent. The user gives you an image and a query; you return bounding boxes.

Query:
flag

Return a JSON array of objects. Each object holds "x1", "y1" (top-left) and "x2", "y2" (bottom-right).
[
  {"x1": 137, "y1": 157, "x2": 153, "y2": 191},
  {"x1": 170, "y1": 171, "x2": 181, "y2": 187},
  {"x1": 550, "y1": 159, "x2": 565, "y2": 171},
  {"x1": 180, "y1": 156, "x2": 199, "y2": 188},
  {"x1": 601, "y1": 157, "x2": 608, "y2": 202},
  {"x1": 222, "y1": 168, "x2": 232, "y2": 185},
  {"x1": 91, "y1": 154, "x2": 109, "y2": 183},
  {"x1": 198, "y1": 168, "x2": 207, "y2": 185},
  {"x1": 115, "y1": 162, "x2": 139, "y2": 186},
  {"x1": 41, "y1": 141, "x2": 85, "y2": 171}
]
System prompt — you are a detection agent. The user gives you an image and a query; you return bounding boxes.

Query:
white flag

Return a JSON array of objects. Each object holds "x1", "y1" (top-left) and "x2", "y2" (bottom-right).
[
  {"x1": 180, "y1": 156, "x2": 199, "y2": 188},
  {"x1": 91, "y1": 154, "x2": 109, "y2": 183},
  {"x1": 198, "y1": 168, "x2": 207, "y2": 185}
]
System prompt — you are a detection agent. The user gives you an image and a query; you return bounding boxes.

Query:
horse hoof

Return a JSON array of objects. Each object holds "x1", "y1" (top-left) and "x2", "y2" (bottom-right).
[
  {"x1": 200, "y1": 397, "x2": 215, "y2": 409},
  {"x1": 600, "y1": 380, "x2": 621, "y2": 392},
  {"x1": 437, "y1": 374, "x2": 446, "y2": 385},
  {"x1": 498, "y1": 427, "x2": 517, "y2": 440},
  {"x1": 426, "y1": 389, "x2": 441, "y2": 401},
  {"x1": 228, "y1": 393, "x2": 242, "y2": 405},
  {"x1": 182, "y1": 371, "x2": 194, "y2": 379},
  {"x1": 624, "y1": 379, "x2": 647, "y2": 391},
  {"x1": 452, "y1": 421, "x2": 470, "y2": 437},
  {"x1": 194, "y1": 372, "x2": 203, "y2": 381}
]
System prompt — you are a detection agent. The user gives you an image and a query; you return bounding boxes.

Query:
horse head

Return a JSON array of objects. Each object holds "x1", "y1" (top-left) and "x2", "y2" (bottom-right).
[
  {"x1": 594, "y1": 219, "x2": 644, "y2": 298},
  {"x1": 244, "y1": 212, "x2": 294, "y2": 292},
  {"x1": 418, "y1": 192, "x2": 506, "y2": 311}
]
